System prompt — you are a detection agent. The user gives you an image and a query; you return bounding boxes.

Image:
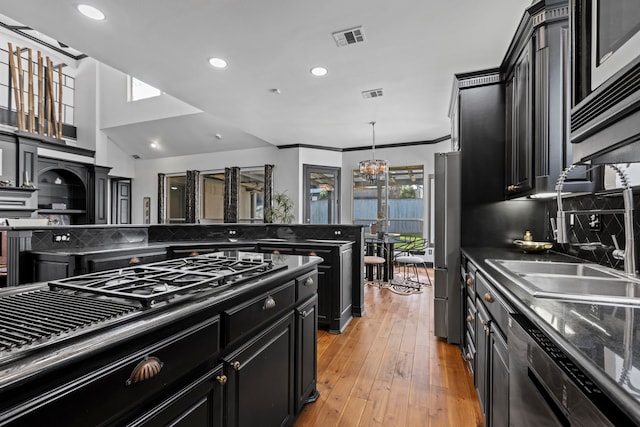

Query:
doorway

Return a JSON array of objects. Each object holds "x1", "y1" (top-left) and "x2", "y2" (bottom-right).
[{"x1": 303, "y1": 165, "x2": 340, "y2": 224}]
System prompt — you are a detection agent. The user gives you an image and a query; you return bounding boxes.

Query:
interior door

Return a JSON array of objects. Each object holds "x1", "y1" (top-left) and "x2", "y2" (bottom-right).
[
  {"x1": 303, "y1": 165, "x2": 340, "y2": 224},
  {"x1": 111, "y1": 179, "x2": 131, "y2": 224}
]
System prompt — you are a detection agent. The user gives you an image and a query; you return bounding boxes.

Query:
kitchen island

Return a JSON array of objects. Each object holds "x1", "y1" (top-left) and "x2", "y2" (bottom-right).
[
  {"x1": 462, "y1": 247, "x2": 640, "y2": 426},
  {"x1": 0, "y1": 251, "x2": 321, "y2": 426},
  {"x1": 5, "y1": 223, "x2": 363, "y2": 333}
]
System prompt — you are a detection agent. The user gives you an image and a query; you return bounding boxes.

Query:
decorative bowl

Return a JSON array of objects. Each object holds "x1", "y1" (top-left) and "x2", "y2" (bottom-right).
[{"x1": 513, "y1": 239, "x2": 553, "y2": 253}]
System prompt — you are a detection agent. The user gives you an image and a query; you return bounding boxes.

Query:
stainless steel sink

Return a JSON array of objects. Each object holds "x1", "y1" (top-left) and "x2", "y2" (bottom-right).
[
  {"x1": 487, "y1": 259, "x2": 623, "y2": 278},
  {"x1": 486, "y1": 259, "x2": 640, "y2": 305}
]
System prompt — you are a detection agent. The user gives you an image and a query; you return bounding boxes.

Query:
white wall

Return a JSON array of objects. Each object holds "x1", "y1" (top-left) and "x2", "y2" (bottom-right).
[{"x1": 132, "y1": 146, "x2": 297, "y2": 224}]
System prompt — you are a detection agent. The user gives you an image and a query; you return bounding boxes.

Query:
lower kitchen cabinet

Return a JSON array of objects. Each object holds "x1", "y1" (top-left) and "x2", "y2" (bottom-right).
[
  {"x1": 224, "y1": 312, "x2": 295, "y2": 427},
  {"x1": 489, "y1": 326, "x2": 509, "y2": 427},
  {"x1": 473, "y1": 270, "x2": 511, "y2": 427},
  {"x1": 296, "y1": 295, "x2": 319, "y2": 413},
  {"x1": 258, "y1": 242, "x2": 353, "y2": 333},
  {"x1": 128, "y1": 366, "x2": 225, "y2": 427}
]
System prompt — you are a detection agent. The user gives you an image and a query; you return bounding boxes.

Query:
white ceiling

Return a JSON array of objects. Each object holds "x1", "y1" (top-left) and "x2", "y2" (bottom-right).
[{"x1": 0, "y1": 0, "x2": 532, "y2": 159}]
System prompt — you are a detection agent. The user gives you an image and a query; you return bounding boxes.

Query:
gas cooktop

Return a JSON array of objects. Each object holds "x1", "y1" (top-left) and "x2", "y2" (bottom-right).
[{"x1": 48, "y1": 254, "x2": 286, "y2": 308}]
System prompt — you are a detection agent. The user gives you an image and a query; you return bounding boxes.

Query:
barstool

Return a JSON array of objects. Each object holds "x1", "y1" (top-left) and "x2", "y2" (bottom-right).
[
  {"x1": 394, "y1": 238, "x2": 432, "y2": 288},
  {"x1": 364, "y1": 254, "x2": 386, "y2": 287}
]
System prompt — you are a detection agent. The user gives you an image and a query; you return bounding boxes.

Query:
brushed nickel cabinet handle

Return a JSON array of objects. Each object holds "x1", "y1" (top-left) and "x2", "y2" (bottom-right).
[
  {"x1": 507, "y1": 184, "x2": 520, "y2": 192},
  {"x1": 466, "y1": 315, "x2": 474, "y2": 323},
  {"x1": 466, "y1": 277, "x2": 474, "y2": 286},
  {"x1": 304, "y1": 277, "x2": 314, "y2": 286},
  {"x1": 263, "y1": 296, "x2": 276, "y2": 310},
  {"x1": 189, "y1": 251, "x2": 199, "y2": 257},
  {"x1": 232, "y1": 361, "x2": 241, "y2": 371},
  {"x1": 484, "y1": 293, "x2": 494, "y2": 303},
  {"x1": 216, "y1": 375, "x2": 227, "y2": 385},
  {"x1": 126, "y1": 356, "x2": 163, "y2": 386},
  {"x1": 129, "y1": 257, "x2": 140, "y2": 264}
]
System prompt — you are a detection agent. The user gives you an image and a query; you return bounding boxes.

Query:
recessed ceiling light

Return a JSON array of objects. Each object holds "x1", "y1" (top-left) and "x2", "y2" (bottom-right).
[
  {"x1": 310, "y1": 66, "x2": 328, "y2": 77},
  {"x1": 77, "y1": 4, "x2": 106, "y2": 20},
  {"x1": 150, "y1": 142, "x2": 158, "y2": 149},
  {"x1": 215, "y1": 133, "x2": 223, "y2": 140},
  {"x1": 208, "y1": 57, "x2": 228, "y2": 69}
]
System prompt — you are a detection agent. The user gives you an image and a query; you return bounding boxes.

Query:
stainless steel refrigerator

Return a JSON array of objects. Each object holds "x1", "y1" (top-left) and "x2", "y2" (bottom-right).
[{"x1": 433, "y1": 151, "x2": 462, "y2": 344}]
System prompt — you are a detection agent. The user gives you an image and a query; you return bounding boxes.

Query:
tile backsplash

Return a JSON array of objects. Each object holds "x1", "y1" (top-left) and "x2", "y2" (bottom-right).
[{"x1": 546, "y1": 191, "x2": 640, "y2": 271}]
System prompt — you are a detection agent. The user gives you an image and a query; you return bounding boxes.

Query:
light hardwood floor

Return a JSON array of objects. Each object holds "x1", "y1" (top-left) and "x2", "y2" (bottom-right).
[{"x1": 295, "y1": 269, "x2": 484, "y2": 427}]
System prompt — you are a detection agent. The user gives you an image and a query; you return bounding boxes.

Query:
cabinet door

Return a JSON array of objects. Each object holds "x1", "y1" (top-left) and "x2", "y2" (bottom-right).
[
  {"x1": 489, "y1": 327, "x2": 509, "y2": 427},
  {"x1": 224, "y1": 313, "x2": 294, "y2": 427},
  {"x1": 128, "y1": 366, "x2": 224, "y2": 427},
  {"x1": 505, "y1": 43, "x2": 533, "y2": 197},
  {"x1": 295, "y1": 295, "x2": 319, "y2": 414},
  {"x1": 316, "y1": 265, "x2": 331, "y2": 327},
  {"x1": 475, "y1": 299, "x2": 489, "y2": 418},
  {"x1": 32, "y1": 253, "x2": 75, "y2": 282}
]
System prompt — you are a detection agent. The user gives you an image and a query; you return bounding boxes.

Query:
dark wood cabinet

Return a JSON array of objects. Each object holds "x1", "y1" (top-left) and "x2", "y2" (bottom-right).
[
  {"x1": 128, "y1": 366, "x2": 225, "y2": 427},
  {"x1": 258, "y1": 242, "x2": 353, "y2": 333},
  {"x1": 475, "y1": 299, "x2": 489, "y2": 418},
  {"x1": 505, "y1": 42, "x2": 533, "y2": 197},
  {"x1": 88, "y1": 165, "x2": 111, "y2": 224},
  {"x1": 473, "y1": 271, "x2": 511, "y2": 427},
  {"x1": 295, "y1": 294, "x2": 318, "y2": 413},
  {"x1": 504, "y1": 1, "x2": 599, "y2": 198},
  {"x1": 489, "y1": 327, "x2": 509, "y2": 427},
  {"x1": 224, "y1": 312, "x2": 295, "y2": 427}
]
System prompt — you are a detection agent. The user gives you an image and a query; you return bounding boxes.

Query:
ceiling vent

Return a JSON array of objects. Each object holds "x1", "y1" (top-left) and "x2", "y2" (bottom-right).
[
  {"x1": 362, "y1": 88, "x2": 384, "y2": 99},
  {"x1": 332, "y1": 26, "x2": 365, "y2": 47},
  {"x1": 132, "y1": 154, "x2": 141, "y2": 159}
]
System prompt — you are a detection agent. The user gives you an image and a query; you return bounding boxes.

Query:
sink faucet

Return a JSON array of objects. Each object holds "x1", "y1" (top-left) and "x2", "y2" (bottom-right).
[{"x1": 555, "y1": 164, "x2": 636, "y2": 275}]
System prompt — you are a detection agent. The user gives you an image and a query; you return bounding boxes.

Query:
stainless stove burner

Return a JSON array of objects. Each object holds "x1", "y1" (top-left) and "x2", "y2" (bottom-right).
[{"x1": 48, "y1": 255, "x2": 286, "y2": 307}]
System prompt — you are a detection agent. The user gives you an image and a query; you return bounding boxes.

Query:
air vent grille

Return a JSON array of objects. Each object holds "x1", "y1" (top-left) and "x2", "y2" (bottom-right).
[
  {"x1": 132, "y1": 154, "x2": 141, "y2": 159},
  {"x1": 332, "y1": 26, "x2": 365, "y2": 47},
  {"x1": 362, "y1": 88, "x2": 384, "y2": 99}
]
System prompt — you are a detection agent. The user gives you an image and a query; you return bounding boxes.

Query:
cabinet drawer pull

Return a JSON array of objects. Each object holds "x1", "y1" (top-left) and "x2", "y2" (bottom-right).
[
  {"x1": 189, "y1": 251, "x2": 199, "y2": 257},
  {"x1": 466, "y1": 315, "x2": 474, "y2": 323},
  {"x1": 129, "y1": 257, "x2": 140, "y2": 265},
  {"x1": 262, "y1": 296, "x2": 276, "y2": 310},
  {"x1": 216, "y1": 375, "x2": 227, "y2": 385},
  {"x1": 304, "y1": 277, "x2": 314, "y2": 286},
  {"x1": 466, "y1": 277, "x2": 474, "y2": 286},
  {"x1": 484, "y1": 292, "x2": 494, "y2": 303},
  {"x1": 232, "y1": 361, "x2": 241, "y2": 371},
  {"x1": 507, "y1": 184, "x2": 520, "y2": 192},
  {"x1": 126, "y1": 356, "x2": 163, "y2": 386},
  {"x1": 465, "y1": 352, "x2": 473, "y2": 361}
]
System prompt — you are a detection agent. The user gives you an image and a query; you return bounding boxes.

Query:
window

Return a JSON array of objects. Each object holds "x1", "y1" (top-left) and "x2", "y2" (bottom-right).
[
  {"x1": 238, "y1": 168, "x2": 265, "y2": 223},
  {"x1": 353, "y1": 165, "x2": 424, "y2": 238},
  {"x1": 128, "y1": 76, "x2": 162, "y2": 101},
  {"x1": 200, "y1": 172, "x2": 225, "y2": 223},
  {"x1": 199, "y1": 168, "x2": 265, "y2": 223},
  {"x1": 166, "y1": 175, "x2": 186, "y2": 223}
]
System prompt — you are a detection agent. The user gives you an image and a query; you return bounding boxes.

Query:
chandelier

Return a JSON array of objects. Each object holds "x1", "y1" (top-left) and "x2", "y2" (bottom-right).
[{"x1": 358, "y1": 121, "x2": 388, "y2": 182}]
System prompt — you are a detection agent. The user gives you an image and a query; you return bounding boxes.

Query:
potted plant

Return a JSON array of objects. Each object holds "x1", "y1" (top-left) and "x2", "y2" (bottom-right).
[{"x1": 265, "y1": 191, "x2": 295, "y2": 224}]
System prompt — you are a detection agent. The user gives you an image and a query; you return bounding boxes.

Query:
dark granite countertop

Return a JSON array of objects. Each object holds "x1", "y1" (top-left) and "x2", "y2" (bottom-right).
[
  {"x1": 462, "y1": 247, "x2": 640, "y2": 424},
  {"x1": 28, "y1": 238, "x2": 354, "y2": 256}
]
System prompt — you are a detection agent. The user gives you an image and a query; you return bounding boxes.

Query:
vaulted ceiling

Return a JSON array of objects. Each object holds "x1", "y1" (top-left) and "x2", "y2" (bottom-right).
[{"x1": 0, "y1": 0, "x2": 531, "y2": 159}]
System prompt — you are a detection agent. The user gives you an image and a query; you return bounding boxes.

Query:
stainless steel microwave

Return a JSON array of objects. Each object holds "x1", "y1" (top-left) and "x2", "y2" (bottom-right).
[{"x1": 590, "y1": 0, "x2": 640, "y2": 90}]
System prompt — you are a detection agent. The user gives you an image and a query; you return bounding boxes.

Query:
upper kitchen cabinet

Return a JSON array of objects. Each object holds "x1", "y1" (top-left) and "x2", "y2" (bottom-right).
[
  {"x1": 570, "y1": 0, "x2": 640, "y2": 163},
  {"x1": 504, "y1": 0, "x2": 599, "y2": 198}
]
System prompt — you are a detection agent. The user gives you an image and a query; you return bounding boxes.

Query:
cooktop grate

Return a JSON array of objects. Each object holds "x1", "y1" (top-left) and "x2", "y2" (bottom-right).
[
  {"x1": 48, "y1": 255, "x2": 285, "y2": 308},
  {"x1": 0, "y1": 290, "x2": 137, "y2": 351}
]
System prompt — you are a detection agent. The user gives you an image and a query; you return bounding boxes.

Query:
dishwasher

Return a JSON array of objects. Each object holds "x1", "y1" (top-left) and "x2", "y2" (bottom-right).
[{"x1": 508, "y1": 313, "x2": 632, "y2": 426}]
